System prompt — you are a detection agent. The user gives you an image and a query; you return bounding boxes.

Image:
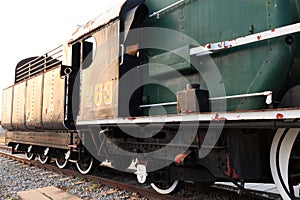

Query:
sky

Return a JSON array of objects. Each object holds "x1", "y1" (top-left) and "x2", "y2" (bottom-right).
[{"x1": 0, "y1": 0, "x2": 120, "y2": 118}]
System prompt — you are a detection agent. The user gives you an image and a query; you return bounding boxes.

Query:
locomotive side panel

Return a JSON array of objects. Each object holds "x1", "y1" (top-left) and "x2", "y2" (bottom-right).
[
  {"x1": 12, "y1": 82, "x2": 27, "y2": 130},
  {"x1": 78, "y1": 20, "x2": 119, "y2": 121},
  {"x1": 42, "y1": 66, "x2": 66, "y2": 130},
  {"x1": 1, "y1": 87, "x2": 14, "y2": 130},
  {"x1": 25, "y1": 74, "x2": 44, "y2": 129},
  {"x1": 143, "y1": 0, "x2": 300, "y2": 112}
]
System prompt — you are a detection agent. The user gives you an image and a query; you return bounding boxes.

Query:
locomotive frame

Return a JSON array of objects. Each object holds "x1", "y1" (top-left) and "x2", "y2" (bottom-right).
[{"x1": 2, "y1": 0, "x2": 300, "y2": 199}]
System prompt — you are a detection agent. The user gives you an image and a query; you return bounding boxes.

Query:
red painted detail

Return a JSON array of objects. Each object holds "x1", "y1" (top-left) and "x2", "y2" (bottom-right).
[
  {"x1": 271, "y1": 29, "x2": 275, "y2": 32},
  {"x1": 257, "y1": 35, "x2": 262, "y2": 40},
  {"x1": 212, "y1": 114, "x2": 227, "y2": 121},
  {"x1": 128, "y1": 117, "x2": 136, "y2": 121},
  {"x1": 224, "y1": 155, "x2": 231, "y2": 176},
  {"x1": 232, "y1": 169, "x2": 238, "y2": 179},
  {"x1": 224, "y1": 44, "x2": 232, "y2": 49},
  {"x1": 276, "y1": 113, "x2": 284, "y2": 119},
  {"x1": 224, "y1": 155, "x2": 239, "y2": 179},
  {"x1": 206, "y1": 44, "x2": 212, "y2": 49},
  {"x1": 174, "y1": 153, "x2": 186, "y2": 165}
]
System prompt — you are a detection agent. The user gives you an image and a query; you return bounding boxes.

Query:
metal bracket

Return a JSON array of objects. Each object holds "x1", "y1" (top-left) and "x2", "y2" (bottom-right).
[{"x1": 135, "y1": 164, "x2": 148, "y2": 184}]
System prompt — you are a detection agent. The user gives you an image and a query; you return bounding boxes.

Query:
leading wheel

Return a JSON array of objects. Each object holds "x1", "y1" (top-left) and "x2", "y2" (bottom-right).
[
  {"x1": 76, "y1": 156, "x2": 94, "y2": 175},
  {"x1": 270, "y1": 128, "x2": 300, "y2": 199},
  {"x1": 150, "y1": 180, "x2": 180, "y2": 194},
  {"x1": 38, "y1": 155, "x2": 49, "y2": 164}
]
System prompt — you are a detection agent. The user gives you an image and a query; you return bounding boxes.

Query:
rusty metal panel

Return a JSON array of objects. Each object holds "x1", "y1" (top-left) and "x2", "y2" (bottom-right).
[
  {"x1": 42, "y1": 66, "x2": 66, "y2": 130},
  {"x1": 78, "y1": 20, "x2": 119, "y2": 121},
  {"x1": 5, "y1": 131, "x2": 78, "y2": 149},
  {"x1": 25, "y1": 74, "x2": 44, "y2": 129},
  {"x1": 12, "y1": 82, "x2": 27, "y2": 130},
  {"x1": 1, "y1": 86, "x2": 14, "y2": 130}
]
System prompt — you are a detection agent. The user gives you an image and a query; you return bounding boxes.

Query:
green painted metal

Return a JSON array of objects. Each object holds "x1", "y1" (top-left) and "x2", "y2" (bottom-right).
[{"x1": 142, "y1": 0, "x2": 300, "y2": 113}]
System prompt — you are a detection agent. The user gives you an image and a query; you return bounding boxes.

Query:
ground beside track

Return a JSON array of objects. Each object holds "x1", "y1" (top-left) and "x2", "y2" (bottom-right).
[
  {"x1": 0, "y1": 145, "x2": 281, "y2": 200},
  {"x1": 0, "y1": 156, "x2": 147, "y2": 200}
]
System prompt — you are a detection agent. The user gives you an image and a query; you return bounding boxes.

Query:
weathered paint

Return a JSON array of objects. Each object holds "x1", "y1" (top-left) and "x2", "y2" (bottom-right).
[
  {"x1": 68, "y1": 0, "x2": 127, "y2": 43},
  {"x1": 76, "y1": 107, "x2": 300, "y2": 125},
  {"x1": 144, "y1": 0, "x2": 300, "y2": 112},
  {"x1": 190, "y1": 23, "x2": 300, "y2": 56}
]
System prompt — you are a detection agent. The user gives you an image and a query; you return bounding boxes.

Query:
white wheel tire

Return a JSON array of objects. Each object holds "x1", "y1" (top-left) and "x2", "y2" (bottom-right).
[
  {"x1": 55, "y1": 157, "x2": 68, "y2": 169},
  {"x1": 25, "y1": 152, "x2": 35, "y2": 160},
  {"x1": 270, "y1": 128, "x2": 299, "y2": 199},
  {"x1": 38, "y1": 155, "x2": 49, "y2": 164},
  {"x1": 150, "y1": 180, "x2": 179, "y2": 195},
  {"x1": 76, "y1": 157, "x2": 94, "y2": 175}
]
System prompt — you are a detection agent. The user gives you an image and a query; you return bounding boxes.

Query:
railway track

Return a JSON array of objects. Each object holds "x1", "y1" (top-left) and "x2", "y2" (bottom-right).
[{"x1": 0, "y1": 144, "x2": 282, "y2": 200}]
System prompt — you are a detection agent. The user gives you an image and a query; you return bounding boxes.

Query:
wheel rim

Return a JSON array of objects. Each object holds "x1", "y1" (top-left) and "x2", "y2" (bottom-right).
[
  {"x1": 25, "y1": 152, "x2": 35, "y2": 160},
  {"x1": 150, "y1": 180, "x2": 179, "y2": 195},
  {"x1": 55, "y1": 156, "x2": 68, "y2": 169},
  {"x1": 38, "y1": 155, "x2": 49, "y2": 164},
  {"x1": 270, "y1": 128, "x2": 300, "y2": 199},
  {"x1": 76, "y1": 157, "x2": 94, "y2": 175}
]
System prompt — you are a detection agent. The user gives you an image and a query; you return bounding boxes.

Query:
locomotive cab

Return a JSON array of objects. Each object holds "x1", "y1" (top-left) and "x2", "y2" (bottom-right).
[{"x1": 76, "y1": 1, "x2": 149, "y2": 121}]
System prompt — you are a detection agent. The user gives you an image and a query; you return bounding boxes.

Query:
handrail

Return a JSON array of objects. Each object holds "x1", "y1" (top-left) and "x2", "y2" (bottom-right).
[
  {"x1": 15, "y1": 45, "x2": 63, "y2": 83},
  {"x1": 139, "y1": 91, "x2": 273, "y2": 108},
  {"x1": 149, "y1": 0, "x2": 185, "y2": 19}
]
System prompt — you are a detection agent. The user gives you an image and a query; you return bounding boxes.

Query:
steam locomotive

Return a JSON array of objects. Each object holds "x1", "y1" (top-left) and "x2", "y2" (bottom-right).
[{"x1": 2, "y1": 0, "x2": 300, "y2": 198}]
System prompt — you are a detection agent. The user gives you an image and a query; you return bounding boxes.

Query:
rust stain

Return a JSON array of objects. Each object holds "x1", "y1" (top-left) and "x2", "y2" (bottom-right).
[
  {"x1": 271, "y1": 29, "x2": 275, "y2": 32},
  {"x1": 206, "y1": 44, "x2": 212, "y2": 49},
  {"x1": 174, "y1": 153, "x2": 186, "y2": 165},
  {"x1": 257, "y1": 35, "x2": 262, "y2": 40},
  {"x1": 276, "y1": 113, "x2": 284, "y2": 119},
  {"x1": 224, "y1": 155, "x2": 238, "y2": 179},
  {"x1": 128, "y1": 117, "x2": 136, "y2": 121},
  {"x1": 195, "y1": 137, "x2": 201, "y2": 143},
  {"x1": 212, "y1": 113, "x2": 227, "y2": 121}
]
